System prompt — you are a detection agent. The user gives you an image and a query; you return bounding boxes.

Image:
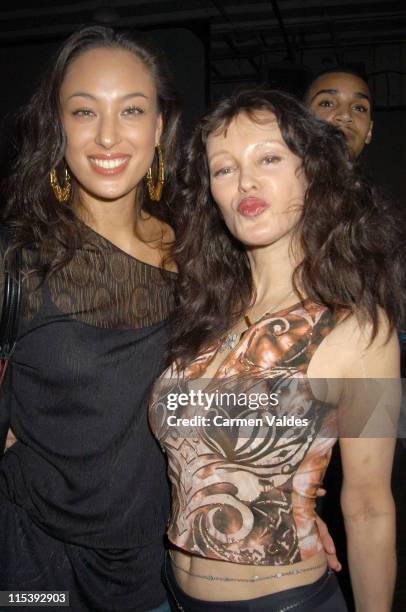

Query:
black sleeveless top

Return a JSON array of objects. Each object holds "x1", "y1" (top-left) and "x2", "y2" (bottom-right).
[{"x1": 0, "y1": 225, "x2": 174, "y2": 549}]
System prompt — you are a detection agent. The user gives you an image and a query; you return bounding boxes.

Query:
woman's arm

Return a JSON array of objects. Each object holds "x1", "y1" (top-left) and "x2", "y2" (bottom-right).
[
  {"x1": 340, "y1": 437, "x2": 396, "y2": 612},
  {"x1": 339, "y1": 319, "x2": 399, "y2": 612}
]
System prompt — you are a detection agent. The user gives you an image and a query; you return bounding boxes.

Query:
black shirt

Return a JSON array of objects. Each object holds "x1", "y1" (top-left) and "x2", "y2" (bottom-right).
[{"x1": 0, "y1": 226, "x2": 174, "y2": 601}]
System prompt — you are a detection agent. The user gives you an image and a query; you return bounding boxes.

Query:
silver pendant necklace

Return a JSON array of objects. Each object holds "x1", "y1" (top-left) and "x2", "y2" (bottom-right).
[{"x1": 219, "y1": 289, "x2": 295, "y2": 353}]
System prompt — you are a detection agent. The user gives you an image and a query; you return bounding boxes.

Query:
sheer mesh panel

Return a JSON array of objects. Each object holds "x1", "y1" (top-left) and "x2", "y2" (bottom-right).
[{"x1": 19, "y1": 227, "x2": 175, "y2": 329}]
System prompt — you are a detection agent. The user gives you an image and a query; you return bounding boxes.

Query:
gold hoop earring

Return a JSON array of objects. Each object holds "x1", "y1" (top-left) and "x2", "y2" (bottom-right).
[
  {"x1": 146, "y1": 144, "x2": 165, "y2": 202},
  {"x1": 50, "y1": 167, "x2": 71, "y2": 203}
]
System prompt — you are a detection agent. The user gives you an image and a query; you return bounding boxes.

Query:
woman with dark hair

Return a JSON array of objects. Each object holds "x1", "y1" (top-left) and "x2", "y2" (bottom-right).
[
  {"x1": 0, "y1": 28, "x2": 339, "y2": 612},
  {"x1": 149, "y1": 89, "x2": 403, "y2": 611},
  {"x1": 0, "y1": 25, "x2": 180, "y2": 612}
]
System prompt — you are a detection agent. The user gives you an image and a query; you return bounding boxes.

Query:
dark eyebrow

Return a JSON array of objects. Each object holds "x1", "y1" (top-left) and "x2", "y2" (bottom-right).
[
  {"x1": 67, "y1": 92, "x2": 149, "y2": 101},
  {"x1": 309, "y1": 88, "x2": 371, "y2": 104},
  {"x1": 353, "y1": 92, "x2": 371, "y2": 102}
]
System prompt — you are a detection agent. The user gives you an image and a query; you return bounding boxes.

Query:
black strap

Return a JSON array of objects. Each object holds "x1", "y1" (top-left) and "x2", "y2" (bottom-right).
[{"x1": 0, "y1": 228, "x2": 21, "y2": 372}]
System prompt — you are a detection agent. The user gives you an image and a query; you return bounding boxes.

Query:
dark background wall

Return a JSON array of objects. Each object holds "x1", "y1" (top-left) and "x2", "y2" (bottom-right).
[
  {"x1": 0, "y1": 2, "x2": 404, "y2": 204},
  {"x1": 363, "y1": 109, "x2": 405, "y2": 205}
]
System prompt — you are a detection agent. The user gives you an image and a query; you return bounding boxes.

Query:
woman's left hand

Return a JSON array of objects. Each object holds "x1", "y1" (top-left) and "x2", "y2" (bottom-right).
[{"x1": 315, "y1": 513, "x2": 342, "y2": 571}]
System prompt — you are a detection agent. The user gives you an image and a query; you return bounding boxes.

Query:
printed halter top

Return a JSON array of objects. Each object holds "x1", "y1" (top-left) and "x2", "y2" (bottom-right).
[{"x1": 149, "y1": 300, "x2": 339, "y2": 566}]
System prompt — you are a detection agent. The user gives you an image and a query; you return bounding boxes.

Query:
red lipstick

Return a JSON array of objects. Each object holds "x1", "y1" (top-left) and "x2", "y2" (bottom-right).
[{"x1": 237, "y1": 197, "x2": 268, "y2": 217}]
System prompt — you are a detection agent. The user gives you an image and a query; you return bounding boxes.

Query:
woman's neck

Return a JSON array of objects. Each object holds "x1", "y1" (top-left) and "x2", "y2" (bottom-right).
[
  {"x1": 73, "y1": 189, "x2": 138, "y2": 241},
  {"x1": 247, "y1": 235, "x2": 302, "y2": 306},
  {"x1": 72, "y1": 187, "x2": 175, "y2": 270}
]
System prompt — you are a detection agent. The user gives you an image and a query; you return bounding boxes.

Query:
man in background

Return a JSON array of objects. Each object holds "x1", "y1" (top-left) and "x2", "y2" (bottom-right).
[
  {"x1": 305, "y1": 68, "x2": 373, "y2": 158},
  {"x1": 306, "y1": 67, "x2": 405, "y2": 612}
]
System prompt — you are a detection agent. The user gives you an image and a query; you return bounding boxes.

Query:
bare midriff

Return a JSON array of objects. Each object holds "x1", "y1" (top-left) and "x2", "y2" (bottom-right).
[{"x1": 170, "y1": 548, "x2": 327, "y2": 601}]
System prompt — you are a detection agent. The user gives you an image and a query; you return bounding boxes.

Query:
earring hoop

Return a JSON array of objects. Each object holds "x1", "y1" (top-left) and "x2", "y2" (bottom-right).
[
  {"x1": 146, "y1": 144, "x2": 165, "y2": 202},
  {"x1": 50, "y1": 167, "x2": 71, "y2": 203}
]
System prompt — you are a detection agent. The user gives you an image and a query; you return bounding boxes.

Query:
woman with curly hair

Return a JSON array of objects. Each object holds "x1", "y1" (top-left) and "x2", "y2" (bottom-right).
[
  {"x1": 149, "y1": 89, "x2": 404, "y2": 611},
  {"x1": 0, "y1": 25, "x2": 180, "y2": 612},
  {"x1": 0, "y1": 28, "x2": 339, "y2": 612}
]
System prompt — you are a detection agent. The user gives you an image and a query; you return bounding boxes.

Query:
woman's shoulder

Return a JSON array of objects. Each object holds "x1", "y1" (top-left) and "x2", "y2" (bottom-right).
[
  {"x1": 343, "y1": 309, "x2": 399, "y2": 377},
  {"x1": 157, "y1": 219, "x2": 177, "y2": 273},
  {"x1": 308, "y1": 307, "x2": 400, "y2": 379},
  {"x1": 136, "y1": 213, "x2": 177, "y2": 273}
]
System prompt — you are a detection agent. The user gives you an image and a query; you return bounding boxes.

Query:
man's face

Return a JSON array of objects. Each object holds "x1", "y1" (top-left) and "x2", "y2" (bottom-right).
[{"x1": 306, "y1": 72, "x2": 373, "y2": 158}]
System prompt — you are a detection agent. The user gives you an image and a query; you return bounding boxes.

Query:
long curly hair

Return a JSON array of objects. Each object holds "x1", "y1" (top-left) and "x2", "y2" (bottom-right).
[
  {"x1": 169, "y1": 88, "x2": 405, "y2": 366},
  {"x1": 1, "y1": 25, "x2": 181, "y2": 275}
]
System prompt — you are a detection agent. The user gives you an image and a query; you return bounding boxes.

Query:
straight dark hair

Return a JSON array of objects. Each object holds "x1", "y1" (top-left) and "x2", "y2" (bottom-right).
[
  {"x1": 1, "y1": 25, "x2": 181, "y2": 275},
  {"x1": 169, "y1": 88, "x2": 405, "y2": 367}
]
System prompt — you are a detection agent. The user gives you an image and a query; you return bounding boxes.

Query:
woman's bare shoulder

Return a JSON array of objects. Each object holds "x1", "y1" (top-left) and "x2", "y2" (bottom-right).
[
  {"x1": 137, "y1": 213, "x2": 177, "y2": 273},
  {"x1": 156, "y1": 219, "x2": 177, "y2": 273},
  {"x1": 308, "y1": 308, "x2": 399, "y2": 379}
]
